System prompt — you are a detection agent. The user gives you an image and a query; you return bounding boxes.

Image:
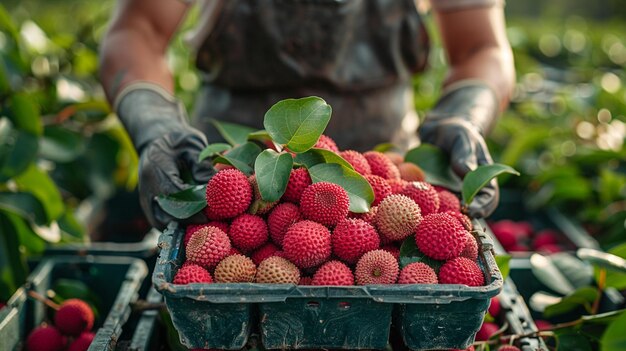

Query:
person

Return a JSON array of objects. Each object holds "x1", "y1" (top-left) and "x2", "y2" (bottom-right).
[{"x1": 99, "y1": 0, "x2": 515, "y2": 230}]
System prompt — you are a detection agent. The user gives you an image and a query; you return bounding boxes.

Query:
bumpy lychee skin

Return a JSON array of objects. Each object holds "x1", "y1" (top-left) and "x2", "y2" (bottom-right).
[
  {"x1": 376, "y1": 194, "x2": 422, "y2": 241},
  {"x1": 398, "y1": 162, "x2": 425, "y2": 182},
  {"x1": 387, "y1": 178, "x2": 408, "y2": 194},
  {"x1": 256, "y1": 256, "x2": 300, "y2": 284},
  {"x1": 214, "y1": 254, "x2": 257, "y2": 283},
  {"x1": 54, "y1": 299, "x2": 94, "y2": 336},
  {"x1": 332, "y1": 218, "x2": 380, "y2": 264},
  {"x1": 300, "y1": 182, "x2": 350, "y2": 227},
  {"x1": 445, "y1": 210, "x2": 473, "y2": 231},
  {"x1": 365, "y1": 175, "x2": 392, "y2": 206},
  {"x1": 401, "y1": 181, "x2": 440, "y2": 215},
  {"x1": 415, "y1": 213, "x2": 467, "y2": 260},
  {"x1": 184, "y1": 222, "x2": 229, "y2": 247},
  {"x1": 282, "y1": 168, "x2": 312, "y2": 203},
  {"x1": 205, "y1": 169, "x2": 252, "y2": 219},
  {"x1": 496, "y1": 346, "x2": 521, "y2": 351},
  {"x1": 355, "y1": 250, "x2": 399, "y2": 285},
  {"x1": 475, "y1": 322, "x2": 499, "y2": 341},
  {"x1": 364, "y1": 151, "x2": 401, "y2": 180},
  {"x1": 67, "y1": 332, "x2": 94, "y2": 351},
  {"x1": 314, "y1": 134, "x2": 339, "y2": 152},
  {"x1": 460, "y1": 231, "x2": 479, "y2": 261},
  {"x1": 186, "y1": 226, "x2": 232, "y2": 269},
  {"x1": 311, "y1": 261, "x2": 354, "y2": 286},
  {"x1": 380, "y1": 245, "x2": 400, "y2": 260},
  {"x1": 229, "y1": 214, "x2": 268, "y2": 252},
  {"x1": 439, "y1": 257, "x2": 484, "y2": 286},
  {"x1": 174, "y1": 263, "x2": 213, "y2": 284},
  {"x1": 437, "y1": 190, "x2": 461, "y2": 213},
  {"x1": 251, "y1": 242, "x2": 280, "y2": 265},
  {"x1": 488, "y1": 296, "x2": 501, "y2": 317},
  {"x1": 349, "y1": 206, "x2": 378, "y2": 225},
  {"x1": 267, "y1": 203, "x2": 301, "y2": 246},
  {"x1": 282, "y1": 221, "x2": 332, "y2": 268},
  {"x1": 339, "y1": 150, "x2": 371, "y2": 175},
  {"x1": 26, "y1": 326, "x2": 65, "y2": 351},
  {"x1": 398, "y1": 262, "x2": 438, "y2": 284},
  {"x1": 248, "y1": 175, "x2": 278, "y2": 215}
]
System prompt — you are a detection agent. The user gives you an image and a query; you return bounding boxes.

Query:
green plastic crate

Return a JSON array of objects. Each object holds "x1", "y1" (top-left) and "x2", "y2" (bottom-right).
[
  {"x1": 0, "y1": 256, "x2": 147, "y2": 351},
  {"x1": 153, "y1": 221, "x2": 503, "y2": 350}
]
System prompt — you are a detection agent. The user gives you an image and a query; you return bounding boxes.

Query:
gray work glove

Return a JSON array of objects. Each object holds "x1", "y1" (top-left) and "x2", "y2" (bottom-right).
[
  {"x1": 115, "y1": 83, "x2": 215, "y2": 230},
  {"x1": 418, "y1": 81, "x2": 500, "y2": 218}
]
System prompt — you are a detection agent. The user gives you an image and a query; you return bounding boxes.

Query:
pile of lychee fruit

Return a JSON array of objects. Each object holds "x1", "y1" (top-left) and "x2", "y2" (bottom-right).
[
  {"x1": 25, "y1": 298, "x2": 95, "y2": 351},
  {"x1": 174, "y1": 135, "x2": 486, "y2": 288},
  {"x1": 489, "y1": 219, "x2": 568, "y2": 254}
]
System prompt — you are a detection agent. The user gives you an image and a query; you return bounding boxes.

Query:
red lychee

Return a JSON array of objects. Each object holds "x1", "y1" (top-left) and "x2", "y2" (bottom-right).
[
  {"x1": 387, "y1": 178, "x2": 408, "y2": 194},
  {"x1": 439, "y1": 257, "x2": 484, "y2": 287},
  {"x1": 475, "y1": 322, "x2": 499, "y2": 341},
  {"x1": 67, "y1": 332, "x2": 94, "y2": 351},
  {"x1": 349, "y1": 206, "x2": 378, "y2": 225},
  {"x1": 332, "y1": 218, "x2": 380, "y2": 264},
  {"x1": 26, "y1": 326, "x2": 65, "y2": 351},
  {"x1": 229, "y1": 214, "x2": 268, "y2": 252},
  {"x1": 251, "y1": 242, "x2": 280, "y2": 265},
  {"x1": 339, "y1": 150, "x2": 371, "y2": 175},
  {"x1": 401, "y1": 181, "x2": 440, "y2": 215},
  {"x1": 311, "y1": 261, "x2": 354, "y2": 286},
  {"x1": 54, "y1": 299, "x2": 94, "y2": 336},
  {"x1": 415, "y1": 213, "x2": 467, "y2": 260},
  {"x1": 300, "y1": 182, "x2": 350, "y2": 227},
  {"x1": 268, "y1": 203, "x2": 302, "y2": 246},
  {"x1": 437, "y1": 190, "x2": 461, "y2": 212},
  {"x1": 397, "y1": 262, "x2": 438, "y2": 284},
  {"x1": 186, "y1": 226, "x2": 232, "y2": 269},
  {"x1": 460, "y1": 231, "x2": 479, "y2": 261},
  {"x1": 380, "y1": 245, "x2": 400, "y2": 260},
  {"x1": 314, "y1": 134, "x2": 339, "y2": 152},
  {"x1": 299, "y1": 276, "x2": 313, "y2": 285},
  {"x1": 497, "y1": 346, "x2": 521, "y2": 351},
  {"x1": 173, "y1": 263, "x2": 213, "y2": 284},
  {"x1": 365, "y1": 175, "x2": 392, "y2": 206},
  {"x1": 355, "y1": 250, "x2": 399, "y2": 285},
  {"x1": 282, "y1": 168, "x2": 312, "y2": 203},
  {"x1": 376, "y1": 194, "x2": 422, "y2": 241},
  {"x1": 534, "y1": 319, "x2": 553, "y2": 331},
  {"x1": 398, "y1": 162, "x2": 425, "y2": 182},
  {"x1": 445, "y1": 210, "x2": 473, "y2": 231},
  {"x1": 532, "y1": 229, "x2": 560, "y2": 249},
  {"x1": 488, "y1": 296, "x2": 501, "y2": 317},
  {"x1": 205, "y1": 169, "x2": 252, "y2": 219},
  {"x1": 364, "y1": 151, "x2": 401, "y2": 180},
  {"x1": 282, "y1": 221, "x2": 332, "y2": 268}
]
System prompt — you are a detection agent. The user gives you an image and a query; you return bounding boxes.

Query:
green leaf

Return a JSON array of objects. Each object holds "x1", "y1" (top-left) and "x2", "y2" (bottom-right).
[
  {"x1": 264, "y1": 97, "x2": 332, "y2": 153},
  {"x1": 462, "y1": 164, "x2": 520, "y2": 206},
  {"x1": 495, "y1": 254, "x2": 511, "y2": 280},
  {"x1": 57, "y1": 210, "x2": 86, "y2": 242},
  {"x1": 544, "y1": 286, "x2": 599, "y2": 318},
  {"x1": 211, "y1": 119, "x2": 256, "y2": 146},
  {"x1": 404, "y1": 144, "x2": 459, "y2": 190},
  {"x1": 254, "y1": 150, "x2": 293, "y2": 202},
  {"x1": 557, "y1": 332, "x2": 593, "y2": 351},
  {"x1": 0, "y1": 129, "x2": 39, "y2": 182},
  {"x1": 308, "y1": 163, "x2": 373, "y2": 213},
  {"x1": 213, "y1": 142, "x2": 262, "y2": 175},
  {"x1": 373, "y1": 143, "x2": 396, "y2": 153},
  {"x1": 594, "y1": 244, "x2": 626, "y2": 290},
  {"x1": 2, "y1": 211, "x2": 46, "y2": 256},
  {"x1": 0, "y1": 212, "x2": 27, "y2": 301},
  {"x1": 39, "y1": 127, "x2": 86, "y2": 162},
  {"x1": 0, "y1": 192, "x2": 48, "y2": 225},
  {"x1": 399, "y1": 237, "x2": 444, "y2": 272},
  {"x1": 7, "y1": 93, "x2": 42, "y2": 136},
  {"x1": 14, "y1": 165, "x2": 64, "y2": 223},
  {"x1": 294, "y1": 148, "x2": 354, "y2": 170},
  {"x1": 198, "y1": 143, "x2": 232, "y2": 162},
  {"x1": 156, "y1": 185, "x2": 206, "y2": 220},
  {"x1": 601, "y1": 310, "x2": 626, "y2": 351}
]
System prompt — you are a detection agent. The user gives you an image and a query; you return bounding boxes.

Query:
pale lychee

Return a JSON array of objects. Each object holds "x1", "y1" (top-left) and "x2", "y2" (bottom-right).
[
  {"x1": 376, "y1": 194, "x2": 422, "y2": 241},
  {"x1": 214, "y1": 254, "x2": 257, "y2": 283},
  {"x1": 256, "y1": 256, "x2": 300, "y2": 284},
  {"x1": 355, "y1": 250, "x2": 399, "y2": 285},
  {"x1": 398, "y1": 162, "x2": 425, "y2": 182}
]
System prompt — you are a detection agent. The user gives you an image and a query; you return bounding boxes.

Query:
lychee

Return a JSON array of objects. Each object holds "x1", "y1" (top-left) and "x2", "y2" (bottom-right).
[
  {"x1": 363, "y1": 151, "x2": 401, "y2": 179},
  {"x1": 67, "y1": 332, "x2": 95, "y2": 351},
  {"x1": 173, "y1": 263, "x2": 213, "y2": 284},
  {"x1": 415, "y1": 213, "x2": 467, "y2": 260},
  {"x1": 437, "y1": 190, "x2": 461, "y2": 212},
  {"x1": 380, "y1": 245, "x2": 400, "y2": 260},
  {"x1": 339, "y1": 150, "x2": 371, "y2": 175},
  {"x1": 282, "y1": 167, "x2": 312, "y2": 203},
  {"x1": 332, "y1": 218, "x2": 380, "y2": 264},
  {"x1": 439, "y1": 257, "x2": 484, "y2": 286},
  {"x1": 214, "y1": 254, "x2": 257, "y2": 283},
  {"x1": 397, "y1": 262, "x2": 438, "y2": 284},
  {"x1": 54, "y1": 299, "x2": 94, "y2": 336},
  {"x1": 186, "y1": 226, "x2": 232, "y2": 269},
  {"x1": 365, "y1": 175, "x2": 392, "y2": 206},
  {"x1": 384, "y1": 151, "x2": 404, "y2": 166},
  {"x1": 311, "y1": 261, "x2": 354, "y2": 286},
  {"x1": 401, "y1": 181, "x2": 440, "y2": 215},
  {"x1": 534, "y1": 319, "x2": 553, "y2": 331},
  {"x1": 398, "y1": 162, "x2": 425, "y2": 182},
  {"x1": 251, "y1": 243, "x2": 280, "y2": 265},
  {"x1": 268, "y1": 203, "x2": 302, "y2": 246},
  {"x1": 376, "y1": 194, "x2": 422, "y2": 241},
  {"x1": 460, "y1": 231, "x2": 479, "y2": 261},
  {"x1": 256, "y1": 256, "x2": 300, "y2": 284},
  {"x1": 445, "y1": 210, "x2": 473, "y2": 231},
  {"x1": 299, "y1": 276, "x2": 313, "y2": 285},
  {"x1": 532, "y1": 229, "x2": 560, "y2": 249},
  {"x1": 248, "y1": 174, "x2": 278, "y2": 215},
  {"x1": 387, "y1": 178, "x2": 408, "y2": 194},
  {"x1": 314, "y1": 134, "x2": 339, "y2": 152},
  {"x1": 488, "y1": 296, "x2": 501, "y2": 317},
  {"x1": 355, "y1": 250, "x2": 399, "y2": 285},
  {"x1": 26, "y1": 326, "x2": 65, "y2": 351},
  {"x1": 490, "y1": 220, "x2": 525, "y2": 249},
  {"x1": 349, "y1": 206, "x2": 378, "y2": 225},
  {"x1": 476, "y1": 322, "x2": 499, "y2": 341},
  {"x1": 205, "y1": 169, "x2": 252, "y2": 219},
  {"x1": 214, "y1": 163, "x2": 235, "y2": 172},
  {"x1": 282, "y1": 221, "x2": 332, "y2": 268},
  {"x1": 184, "y1": 222, "x2": 229, "y2": 246},
  {"x1": 300, "y1": 182, "x2": 350, "y2": 227},
  {"x1": 496, "y1": 346, "x2": 521, "y2": 351},
  {"x1": 229, "y1": 214, "x2": 268, "y2": 252}
]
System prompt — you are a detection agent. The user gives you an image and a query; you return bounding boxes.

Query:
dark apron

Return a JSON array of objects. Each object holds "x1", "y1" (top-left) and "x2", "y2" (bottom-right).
[{"x1": 191, "y1": 0, "x2": 430, "y2": 152}]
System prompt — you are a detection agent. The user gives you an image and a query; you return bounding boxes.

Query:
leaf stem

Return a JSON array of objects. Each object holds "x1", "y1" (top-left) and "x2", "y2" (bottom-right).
[{"x1": 27, "y1": 290, "x2": 60, "y2": 310}]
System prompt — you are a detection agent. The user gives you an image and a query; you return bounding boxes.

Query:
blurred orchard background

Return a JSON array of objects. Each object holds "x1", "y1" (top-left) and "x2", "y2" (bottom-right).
[{"x1": 1, "y1": 0, "x2": 625, "y2": 301}]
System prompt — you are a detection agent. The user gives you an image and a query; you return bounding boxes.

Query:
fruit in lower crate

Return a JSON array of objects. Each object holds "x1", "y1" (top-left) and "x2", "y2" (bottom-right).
[
  {"x1": 376, "y1": 194, "x2": 422, "y2": 241},
  {"x1": 439, "y1": 257, "x2": 484, "y2": 286},
  {"x1": 256, "y1": 257, "x2": 300, "y2": 284},
  {"x1": 332, "y1": 218, "x2": 380, "y2": 264},
  {"x1": 54, "y1": 299, "x2": 94, "y2": 336},
  {"x1": 402, "y1": 181, "x2": 440, "y2": 216},
  {"x1": 205, "y1": 169, "x2": 252, "y2": 219},
  {"x1": 497, "y1": 346, "x2": 521, "y2": 351},
  {"x1": 214, "y1": 254, "x2": 257, "y2": 283},
  {"x1": 26, "y1": 326, "x2": 66, "y2": 351},
  {"x1": 311, "y1": 261, "x2": 354, "y2": 286},
  {"x1": 536, "y1": 243, "x2": 563, "y2": 253},
  {"x1": 416, "y1": 212, "x2": 467, "y2": 260},
  {"x1": 534, "y1": 319, "x2": 553, "y2": 331},
  {"x1": 460, "y1": 232, "x2": 479, "y2": 261},
  {"x1": 67, "y1": 332, "x2": 94, "y2": 351},
  {"x1": 314, "y1": 134, "x2": 339, "y2": 152},
  {"x1": 397, "y1": 262, "x2": 438, "y2": 284},
  {"x1": 365, "y1": 175, "x2": 392, "y2": 206},
  {"x1": 229, "y1": 214, "x2": 268, "y2": 252},
  {"x1": 282, "y1": 168, "x2": 312, "y2": 203},
  {"x1": 186, "y1": 226, "x2": 232, "y2": 269},
  {"x1": 339, "y1": 150, "x2": 371, "y2": 175},
  {"x1": 489, "y1": 220, "x2": 520, "y2": 249},
  {"x1": 174, "y1": 263, "x2": 213, "y2": 284},
  {"x1": 364, "y1": 151, "x2": 401, "y2": 179},
  {"x1": 488, "y1": 296, "x2": 501, "y2": 317},
  {"x1": 268, "y1": 203, "x2": 302, "y2": 246},
  {"x1": 437, "y1": 190, "x2": 461, "y2": 212},
  {"x1": 300, "y1": 182, "x2": 350, "y2": 226},
  {"x1": 475, "y1": 322, "x2": 499, "y2": 341},
  {"x1": 397, "y1": 162, "x2": 425, "y2": 182},
  {"x1": 532, "y1": 229, "x2": 560, "y2": 249},
  {"x1": 282, "y1": 220, "x2": 332, "y2": 268},
  {"x1": 355, "y1": 250, "x2": 399, "y2": 285},
  {"x1": 251, "y1": 243, "x2": 280, "y2": 265}
]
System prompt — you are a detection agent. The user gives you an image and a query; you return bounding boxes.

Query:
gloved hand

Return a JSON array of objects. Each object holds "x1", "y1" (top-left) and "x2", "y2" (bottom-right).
[
  {"x1": 115, "y1": 83, "x2": 215, "y2": 230},
  {"x1": 418, "y1": 81, "x2": 500, "y2": 218}
]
